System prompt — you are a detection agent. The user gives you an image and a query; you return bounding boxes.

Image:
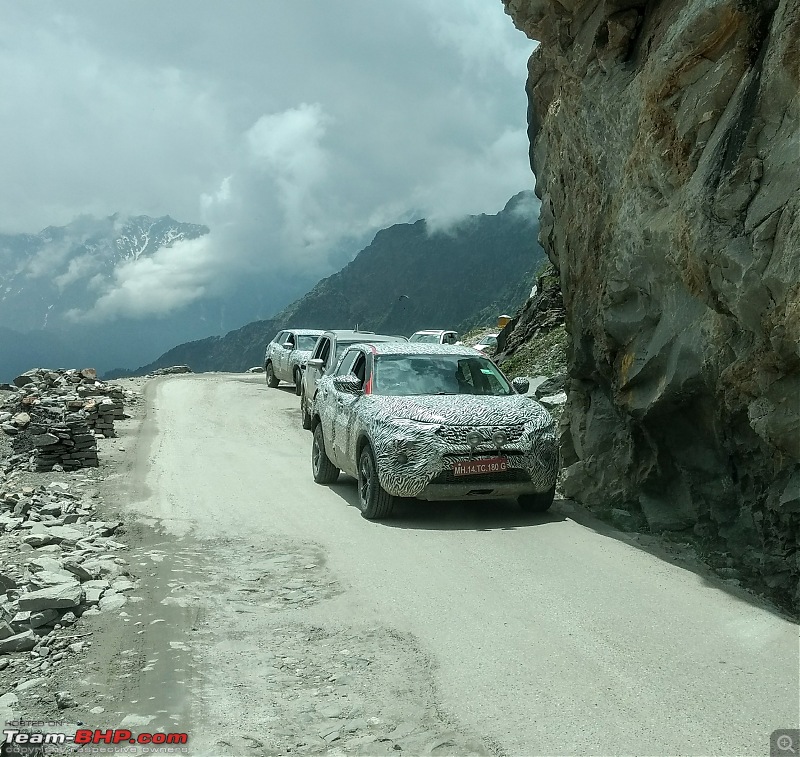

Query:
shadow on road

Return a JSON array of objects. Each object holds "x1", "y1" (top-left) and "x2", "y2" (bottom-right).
[
  {"x1": 558, "y1": 498, "x2": 798, "y2": 622},
  {"x1": 326, "y1": 476, "x2": 566, "y2": 531}
]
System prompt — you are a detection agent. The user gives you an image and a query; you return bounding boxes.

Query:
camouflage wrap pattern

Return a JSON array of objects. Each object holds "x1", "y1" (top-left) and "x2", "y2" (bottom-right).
[{"x1": 313, "y1": 343, "x2": 559, "y2": 498}]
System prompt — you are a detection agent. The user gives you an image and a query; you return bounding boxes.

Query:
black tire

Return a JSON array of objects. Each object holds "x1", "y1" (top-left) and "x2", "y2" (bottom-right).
[
  {"x1": 312, "y1": 424, "x2": 339, "y2": 484},
  {"x1": 518, "y1": 486, "x2": 555, "y2": 513},
  {"x1": 265, "y1": 362, "x2": 279, "y2": 388},
  {"x1": 301, "y1": 389, "x2": 312, "y2": 430},
  {"x1": 357, "y1": 445, "x2": 396, "y2": 520},
  {"x1": 293, "y1": 368, "x2": 302, "y2": 396}
]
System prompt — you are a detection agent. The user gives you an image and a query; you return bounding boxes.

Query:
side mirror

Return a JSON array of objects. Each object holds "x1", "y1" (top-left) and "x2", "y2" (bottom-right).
[
  {"x1": 282, "y1": 341, "x2": 294, "y2": 350},
  {"x1": 333, "y1": 375, "x2": 363, "y2": 394},
  {"x1": 307, "y1": 358, "x2": 324, "y2": 370},
  {"x1": 512, "y1": 377, "x2": 530, "y2": 394}
]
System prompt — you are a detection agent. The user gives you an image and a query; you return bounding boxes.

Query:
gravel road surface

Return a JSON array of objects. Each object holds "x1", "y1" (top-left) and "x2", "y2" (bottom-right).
[{"x1": 80, "y1": 373, "x2": 798, "y2": 756}]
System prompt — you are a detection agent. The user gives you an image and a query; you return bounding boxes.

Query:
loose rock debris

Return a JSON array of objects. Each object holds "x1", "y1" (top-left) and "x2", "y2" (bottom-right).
[
  {"x1": 0, "y1": 477, "x2": 138, "y2": 722},
  {"x1": 1, "y1": 368, "x2": 140, "y2": 473}
]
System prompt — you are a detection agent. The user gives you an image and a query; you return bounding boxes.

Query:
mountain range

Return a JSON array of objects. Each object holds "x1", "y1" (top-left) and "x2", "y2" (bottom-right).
[
  {"x1": 0, "y1": 215, "x2": 320, "y2": 381},
  {"x1": 107, "y1": 192, "x2": 544, "y2": 376}
]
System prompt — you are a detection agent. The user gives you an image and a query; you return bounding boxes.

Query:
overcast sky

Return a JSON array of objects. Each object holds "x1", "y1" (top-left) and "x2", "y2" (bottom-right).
[{"x1": 1, "y1": 1, "x2": 536, "y2": 323}]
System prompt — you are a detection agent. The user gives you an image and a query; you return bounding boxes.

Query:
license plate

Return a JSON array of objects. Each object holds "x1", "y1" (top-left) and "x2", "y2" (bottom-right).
[{"x1": 453, "y1": 457, "x2": 508, "y2": 476}]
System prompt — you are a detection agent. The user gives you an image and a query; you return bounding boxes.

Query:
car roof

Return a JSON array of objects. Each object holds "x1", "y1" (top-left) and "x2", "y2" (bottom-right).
[
  {"x1": 411, "y1": 329, "x2": 452, "y2": 335},
  {"x1": 286, "y1": 328, "x2": 325, "y2": 335},
  {"x1": 321, "y1": 330, "x2": 403, "y2": 341},
  {"x1": 350, "y1": 342, "x2": 480, "y2": 357}
]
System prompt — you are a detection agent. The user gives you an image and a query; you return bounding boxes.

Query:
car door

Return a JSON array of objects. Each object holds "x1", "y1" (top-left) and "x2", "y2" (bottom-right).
[
  {"x1": 329, "y1": 348, "x2": 360, "y2": 469},
  {"x1": 268, "y1": 331, "x2": 285, "y2": 370},
  {"x1": 305, "y1": 336, "x2": 330, "y2": 400},
  {"x1": 279, "y1": 331, "x2": 297, "y2": 380},
  {"x1": 333, "y1": 349, "x2": 370, "y2": 471}
]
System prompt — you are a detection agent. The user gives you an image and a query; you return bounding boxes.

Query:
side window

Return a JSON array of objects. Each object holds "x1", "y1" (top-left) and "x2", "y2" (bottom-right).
[
  {"x1": 319, "y1": 339, "x2": 331, "y2": 365},
  {"x1": 273, "y1": 331, "x2": 285, "y2": 345},
  {"x1": 312, "y1": 337, "x2": 327, "y2": 360},
  {"x1": 351, "y1": 352, "x2": 366, "y2": 385},
  {"x1": 335, "y1": 348, "x2": 359, "y2": 377},
  {"x1": 285, "y1": 332, "x2": 296, "y2": 348},
  {"x1": 456, "y1": 360, "x2": 476, "y2": 392}
]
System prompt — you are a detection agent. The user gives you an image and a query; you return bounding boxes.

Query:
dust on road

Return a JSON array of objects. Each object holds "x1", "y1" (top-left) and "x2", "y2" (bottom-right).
[{"x1": 31, "y1": 373, "x2": 797, "y2": 757}]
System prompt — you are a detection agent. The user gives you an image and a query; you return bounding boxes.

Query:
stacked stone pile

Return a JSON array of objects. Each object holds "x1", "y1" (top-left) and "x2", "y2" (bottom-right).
[
  {"x1": 0, "y1": 481, "x2": 136, "y2": 676},
  {"x1": 0, "y1": 368, "x2": 140, "y2": 472},
  {"x1": 30, "y1": 414, "x2": 98, "y2": 472},
  {"x1": 78, "y1": 398, "x2": 117, "y2": 438},
  {"x1": 150, "y1": 365, "x2": 192, "y2": 376}
]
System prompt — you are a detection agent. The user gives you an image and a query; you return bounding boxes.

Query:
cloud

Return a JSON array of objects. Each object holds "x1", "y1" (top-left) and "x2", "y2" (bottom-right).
[
  {"x1": 414, "y1": 128, "x2": 535, "y2": 232},
  {"x1": 66, "y1": 236, "x2": 219, "y2": 321},
  {"x1": 245, "y1": 104, "x2": 332, "y2": 248},
  {"x1": 418, "y1": 0, "x2": 538, "y2": 78},
  {"x1": 2, "y1": 1, "x2": 538, "y2": 326}
]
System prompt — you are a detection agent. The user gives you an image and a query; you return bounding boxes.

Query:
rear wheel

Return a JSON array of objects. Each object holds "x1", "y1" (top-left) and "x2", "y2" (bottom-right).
[
  {"x1": 265, "y1": 362, "x2": 279, "y2": 388},
  {"x1": 312, "y1": 424, "x2": 339, "y2": 484},
  {"x1": 293, "y1": 368, "x2": 302, "y2": 396},
  {"x1": 518, "y1": 486, "x2": 555, "y2": 513},
  {"x1": 301, "y1": 389, "x2": 312, "y2": 430},
  {"x1": 357, "y1": 445, "x2": 396, "y2": 520}
]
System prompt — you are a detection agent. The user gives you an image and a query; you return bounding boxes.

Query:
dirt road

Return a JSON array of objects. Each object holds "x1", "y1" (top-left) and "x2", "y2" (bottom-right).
[{"x1": 76, "y1": 373, "x2": 797, "y2": 756}]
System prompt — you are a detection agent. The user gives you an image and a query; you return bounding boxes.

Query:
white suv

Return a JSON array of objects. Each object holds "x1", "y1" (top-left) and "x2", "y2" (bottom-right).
[
  {"x1": 409, "y1": 329, "x2": 459, "y2": 345},
  {"x1": 300, "y1": 330, "x2": 407, "y2": 429},
  {"x1": 264, "y1": 329, "x2": 324, "y2": 395}
]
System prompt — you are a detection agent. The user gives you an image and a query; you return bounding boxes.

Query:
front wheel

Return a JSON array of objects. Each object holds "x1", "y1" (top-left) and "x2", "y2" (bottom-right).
[
  {"x1": 265, "y1": 362, "x2": 279, "y2": 388},
  {"x1": 518, "y1": 486, "x2": 555, "y2": 513},
  {"x1": 357, "y1": 445, "x2": 396, "y2": 520},
  {"x1": 312, "y1": 424, "x2": 339, "y2": 484},
  {"x1": 293, "y1": 368, "x2": 303, "y2": 396},
  {"x1": 301, "y1": 390, "x2": 312, "y2": 430}
]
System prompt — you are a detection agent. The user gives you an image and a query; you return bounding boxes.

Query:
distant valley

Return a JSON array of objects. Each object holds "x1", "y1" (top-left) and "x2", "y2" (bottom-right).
[
  {"x1": 0, "y1": 192, "x2": 544, "y2": 381},
  {"x1": 0, "y1": 215, "x2": 317, "y2": 381},
  {"x1": 109, "y1": 192, "x2": 545, "y2": 376}
]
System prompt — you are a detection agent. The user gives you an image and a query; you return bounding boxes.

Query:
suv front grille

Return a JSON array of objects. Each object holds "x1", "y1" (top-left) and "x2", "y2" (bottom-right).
[{"x1": 435, "y1": 424, "x2": 525, "y2": 446}]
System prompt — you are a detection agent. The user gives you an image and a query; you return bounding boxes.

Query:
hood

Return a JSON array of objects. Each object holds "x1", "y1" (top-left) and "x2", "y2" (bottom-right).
[{"x1": 370, "y1": 394, "x2": 549, "y2": 426}]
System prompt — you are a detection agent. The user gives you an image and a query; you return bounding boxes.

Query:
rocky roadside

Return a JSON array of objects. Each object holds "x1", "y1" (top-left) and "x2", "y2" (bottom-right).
[
  {"x1": 0, "y1": 370, "x2": 498, "y2": 756},
  {"x1": 0, "y1": 372, "x2": 149, "y2": 751}
]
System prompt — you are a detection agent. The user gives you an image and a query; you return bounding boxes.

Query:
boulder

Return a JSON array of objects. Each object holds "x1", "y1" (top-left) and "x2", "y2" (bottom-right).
[
  {"x1": 0, "y1": 631, "x2": 36, "y2": 653},
  {"x1": 534, "y1": 374, "x2": 567, "y2": 398},
  {"x1": 18, "y1": 583, "x2": 83, "y2": 612}
]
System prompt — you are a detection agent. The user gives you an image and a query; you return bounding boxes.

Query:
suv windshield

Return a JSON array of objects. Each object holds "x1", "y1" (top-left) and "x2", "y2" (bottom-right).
[
  {"x1": 296, "y1": 335, "x2": 319, "y2": 350},
  {"x1": 409, "y1": 333, "x2": 441, "y2": 344},
  {"x1": 373, "y1": 354, "x2": 512, "y2": 397}
]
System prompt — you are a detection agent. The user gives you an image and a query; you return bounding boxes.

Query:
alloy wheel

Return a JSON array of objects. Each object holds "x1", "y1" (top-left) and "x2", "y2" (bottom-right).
[{"x1": 359, "y1": 453, "x2": 373, "y2": 509}]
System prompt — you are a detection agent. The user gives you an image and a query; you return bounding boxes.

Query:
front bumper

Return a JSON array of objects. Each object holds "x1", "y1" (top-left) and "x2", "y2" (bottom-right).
[
  {"x1": 415, "y1": 480, "x2": 540, "y2": 501},
  {"x1": 375, "y1": 446, "x2": 558, "y2": 500}
]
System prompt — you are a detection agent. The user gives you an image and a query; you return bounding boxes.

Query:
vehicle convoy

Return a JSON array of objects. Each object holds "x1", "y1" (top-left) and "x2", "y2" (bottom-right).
[
  {"x1": 264, "y1": 328, "x2": 324, "y2": 394},
  {"x1": 409, "y1": 329, "x2": 459, "y2": 345},
  {"x1": 300, "y1": 330, "x2": 407, "y2": 430},
  {"x1": 309, "y1": 343, "x2": 558, "y2": 519}
]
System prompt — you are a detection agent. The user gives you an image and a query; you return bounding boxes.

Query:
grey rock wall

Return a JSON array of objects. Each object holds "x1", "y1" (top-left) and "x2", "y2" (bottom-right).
[{"x1": 503, "y1": 0, "x2": 799, "y2": 611}]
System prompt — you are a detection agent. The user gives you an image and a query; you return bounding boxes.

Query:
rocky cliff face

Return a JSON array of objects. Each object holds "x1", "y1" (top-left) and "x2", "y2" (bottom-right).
[{"x1": 503, "y1": 0, "x2": 799, "y2": 610}]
